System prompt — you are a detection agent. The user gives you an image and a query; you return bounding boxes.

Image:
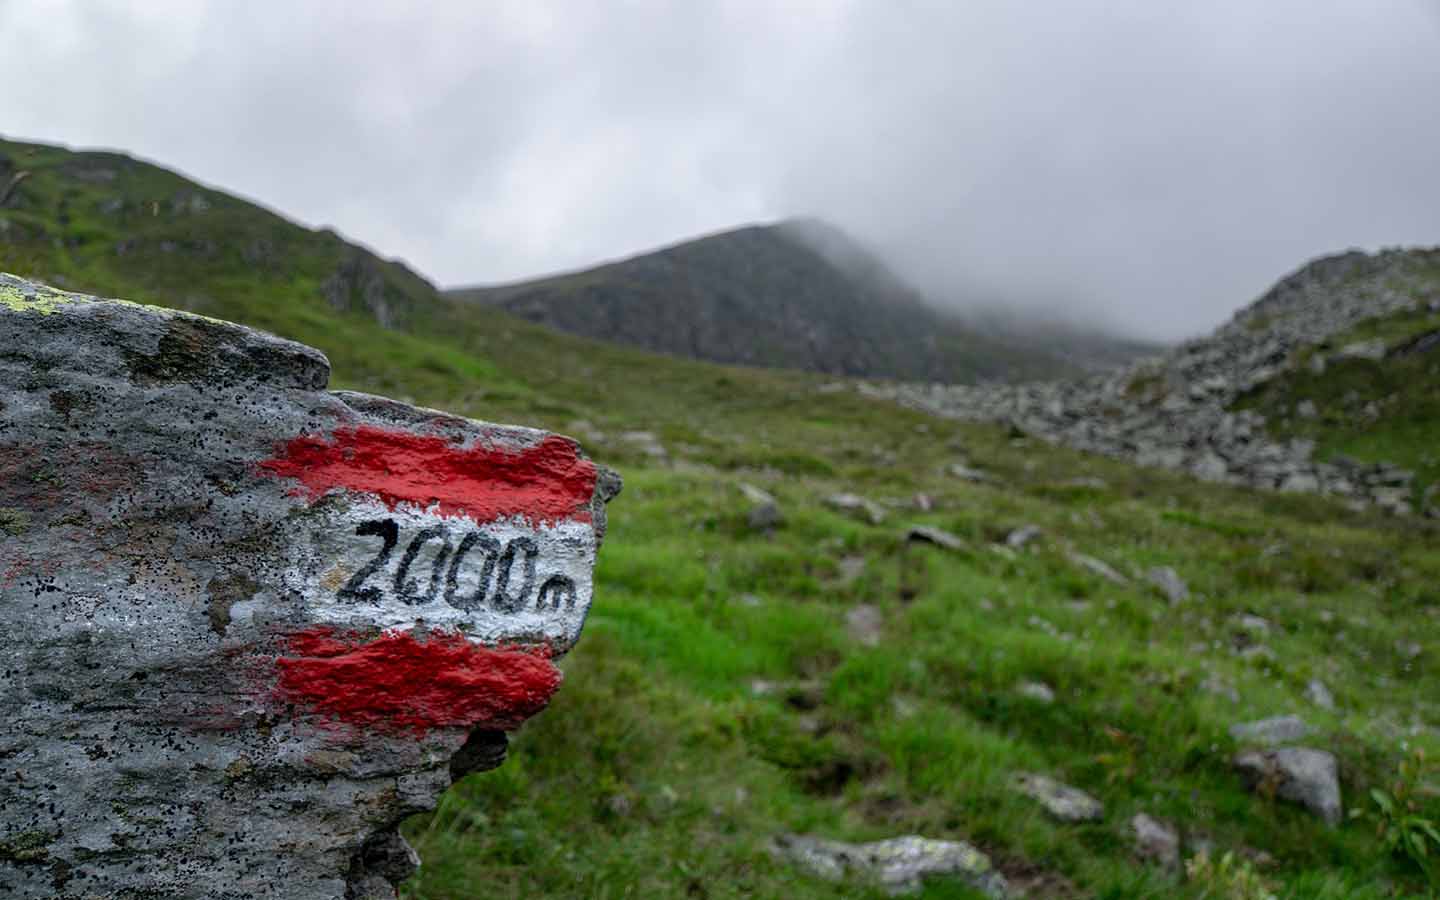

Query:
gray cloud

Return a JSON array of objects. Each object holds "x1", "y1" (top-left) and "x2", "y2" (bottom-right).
[{"x1": 3, "y1": 0, "x2": 1438, "y2": 339}]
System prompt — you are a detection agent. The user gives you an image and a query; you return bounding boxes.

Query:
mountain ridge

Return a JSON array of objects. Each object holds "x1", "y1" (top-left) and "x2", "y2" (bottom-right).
[{"x1": 449, "y1": 218, "x2": 1160, "y2": 384}]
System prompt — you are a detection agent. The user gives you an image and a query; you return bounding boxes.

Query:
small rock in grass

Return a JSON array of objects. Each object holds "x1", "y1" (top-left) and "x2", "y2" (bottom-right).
[
  {"x1": 1146, "y1": 566, "x2": 1189, "y2": 604},
  {"x1": 827, "y1": 492, "x2": 887, "y2": 525},
  {"x1": 1068, "y1": 552, "x2": 1128, "y2": 585},
  {"x1": 907, "y1": 525, "x2": 966, "y2": 552},
  {"x1": 1231, "y1": 614, "x2": 1271, "y2": 636},
  {"x1": 947, "y1": 463, "x2": 992, "y2": 483},
  {"x1": 1200, "y1": 674, "x2": 1240, "y2": 704},
  {"x1": 1017, "y1": 681, "x2": 1056, "y2": 704},
  {"x1": 1131, "y1": 813, "x2": 1181, "y2": 871},
  {"x1": 1305, "y1": 679, "x2": 1335, "y2": 711},
  {"x1": 771, "y1": 833, "x2": 1010, "y2": 898},
  {"x1": 738, "y1": 482, "x2": 782, "y2": 532},
  {"x1": 619, "y1": 429, "x2": 668, "y2": 458},
  {"x1": 1005, "y1": 525, "x2": 1042, "y2": 548},
  {"x1": 1229, "y1": 715, "x2": 1310, "y2": 746},
  {"x1": 846, "y1": 604, "x2": 884, "y2": 647},
  {"x1": 836, "y1": 555, "x2": 867, "y2": 585},
  {"x1": 1233, "y1": 747, "x2": 1342, "y2": 825},
  {"x1": 1012, "y1": 772, "x2": 1104, "y2": 823}
]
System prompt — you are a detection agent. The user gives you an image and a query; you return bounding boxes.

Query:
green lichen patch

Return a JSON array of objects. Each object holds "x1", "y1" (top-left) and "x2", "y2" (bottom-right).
[
  {"x1": 0, "y1": 829, "x2": 58, "y2": 863},
  {"x1": 0, "y1": 507, "x2": 31, "y2": 536},
  {"x1": 0, "y1": 277, "x2": 82, "y2": 315}
]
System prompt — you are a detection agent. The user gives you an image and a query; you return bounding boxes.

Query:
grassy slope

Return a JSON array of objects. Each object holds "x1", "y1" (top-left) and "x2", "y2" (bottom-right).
[{"x1": 3, "y1": 137, "x2": 1439, "y2": 897}]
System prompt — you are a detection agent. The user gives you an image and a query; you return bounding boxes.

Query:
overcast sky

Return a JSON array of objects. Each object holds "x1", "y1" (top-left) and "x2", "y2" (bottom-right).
[{"x1": 3, "y1": 1, "x2": 1438, "y2": 339}]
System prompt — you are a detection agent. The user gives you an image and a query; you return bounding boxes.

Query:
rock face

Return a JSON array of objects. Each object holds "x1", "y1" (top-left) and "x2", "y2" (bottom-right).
[
  {"x1": 0, "y1": 275, "x2": 620, "y2": 898},
  {"x1": 878, "y1": 248, "x2": 1440, "y2": 511},
  {"x1": 771, "y1": 833, "x2": 1010, "y2": 898}
]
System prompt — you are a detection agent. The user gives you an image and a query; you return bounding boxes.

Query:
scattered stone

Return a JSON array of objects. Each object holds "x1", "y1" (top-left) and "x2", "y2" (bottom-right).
[
  {"x1": 912, "y1": 492, "x2": 934, "y2": 511},
  {"x1": 947, "y1": 462, "x2": 992, "y2": 483},
  {"x1": 1012, "y1": 772, "x2": 1104, "y2": 822},
  {"x1": 1005, "y1": 524, "x2": 1043, "y2": 548},
  {"x1": 738, "y1": 592, "x2": 764, "y2": 607},
  {"x1": 1068, "y1": 552, "x2": 1129, "y2": 584},
  {"x1": 0, "y1": 274, "x2": 620, "y2": 898},
  {"x1": 827, "y1": 492, "x2": 887, "y2": 525},
  {"x1": 619, "y1": 429, "x2": 668, "y2": 458},
  {"x1": 1305, "y1": 679, "x2": 1336, "y2": 711},
  {"x1": 738, "y1": 482, "x2": 782, "y2": 531},
  {"x1": 1233, "y1": 748, "x2": 1342, "y2": 825},
  {"x1": 1295, "y1": 399, "x2": 1318, "y2": 419},
  {"x1": 1231, "y1": 614, "x2": 1272, "y2": 637},
  {"x1": 1130, "y1": 813, "x2": 1181, "y2": 871},
  {"x1": 1396, "y1": 640, "x2": 1424, "y2": 661},
  {"x1": 1146, "y1": 566, "x2": 1189, "y2": 604},
  {"x1": 907, "y1": 525, "x2": 966, "y2": 552},
  {"x1": 1017, "y1": 681, "x2": 1056, "y2": 704},
  {"x1": 771, "y1": 833, "x2": 1010, "y2": 898},
  {"x1": 1280, "y1": 471, "x2": 1321, "y2": 493},
  {"x1": 847, "y1": 604, "x2": 884, "y2": 647},
  {"x1": 1229, "y1": 715, "x2": 1311, "y2": 746}
]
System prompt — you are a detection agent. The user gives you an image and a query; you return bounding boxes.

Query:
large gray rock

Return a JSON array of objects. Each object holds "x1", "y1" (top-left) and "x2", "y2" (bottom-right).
[
  {"x1": 771, "y1": 833, "x2": 1010, "y2": 898},
  {"x1": 1233, "y1": 747, "x2": 1343, "y2": 825},
  {"x1": 0, "y1": 275, "x2": 620, "y2": 898}
]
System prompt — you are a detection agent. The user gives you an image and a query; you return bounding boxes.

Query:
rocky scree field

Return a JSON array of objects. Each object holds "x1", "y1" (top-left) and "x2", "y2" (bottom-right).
[
  {"x1": 2, "y1": 136, "x2": 1439, "y2": 897},
  {"x1": 885, "y1": 247, "x2": 1440, "y2": 519}
]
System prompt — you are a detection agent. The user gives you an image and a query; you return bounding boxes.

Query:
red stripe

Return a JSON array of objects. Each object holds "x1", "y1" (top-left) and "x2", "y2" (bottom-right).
[
  {"x1": 258, "y1": 425, "x2": 595, "y2": 526},
  {"x1": 274, "y1": 627, "x2": 562, "y2": 736}
]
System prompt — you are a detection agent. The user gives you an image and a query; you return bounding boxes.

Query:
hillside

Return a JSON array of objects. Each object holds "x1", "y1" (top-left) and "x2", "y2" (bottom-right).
[
  {"x1": 449, "y1": 219, "x2": 1145, "y2": 384},
  {"x1": 2, "y1": 136, "x2": 1439, "y2": 898},
  {"x1": 889, "y1": 247, "x2": 1440, "y2": 516}
]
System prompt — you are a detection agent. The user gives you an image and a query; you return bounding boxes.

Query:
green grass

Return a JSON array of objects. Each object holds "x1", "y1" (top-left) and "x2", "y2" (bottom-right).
[{"x1": 4, "y1": 136, "x2": 1440, "y2": 897}]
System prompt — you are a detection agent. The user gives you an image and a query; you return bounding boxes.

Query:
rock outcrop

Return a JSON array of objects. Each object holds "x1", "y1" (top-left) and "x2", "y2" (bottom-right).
[
  {"x1": 0, "y1": 274, "x2": 620, "y2": 898},
  {"x1": 877, "y1": 248, "x2": 1440, "y2": 512}
]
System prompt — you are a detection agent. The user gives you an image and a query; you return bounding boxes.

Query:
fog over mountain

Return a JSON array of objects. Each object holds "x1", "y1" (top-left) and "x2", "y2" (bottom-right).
[{"x1": 3, "y1": 1, "x2": 1438, "y2": 340}]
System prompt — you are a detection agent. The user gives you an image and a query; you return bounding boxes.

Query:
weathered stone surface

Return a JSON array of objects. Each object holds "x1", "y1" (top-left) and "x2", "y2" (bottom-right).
[
  {"x1": 0, "y1": 274, "x2": 620, "y2": 898},
  {"x1": 1012, "y1": 772, "x2": 1104, "y2": 822},
  {"x1": 1230, "y1": 715, "x2": 1311, "y2": 746},
  {"x1": 1233, "y1": 747, "x2": 1342, "y2": 825},
  {"x1": 771, "y1": 833, "x2": 1010, "y2": 897}
]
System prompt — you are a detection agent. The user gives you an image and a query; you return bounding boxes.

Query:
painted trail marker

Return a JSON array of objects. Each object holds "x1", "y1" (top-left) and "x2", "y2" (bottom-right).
[{"x1": 0, "y1": 273, "x2": 620, "y2": 898}]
